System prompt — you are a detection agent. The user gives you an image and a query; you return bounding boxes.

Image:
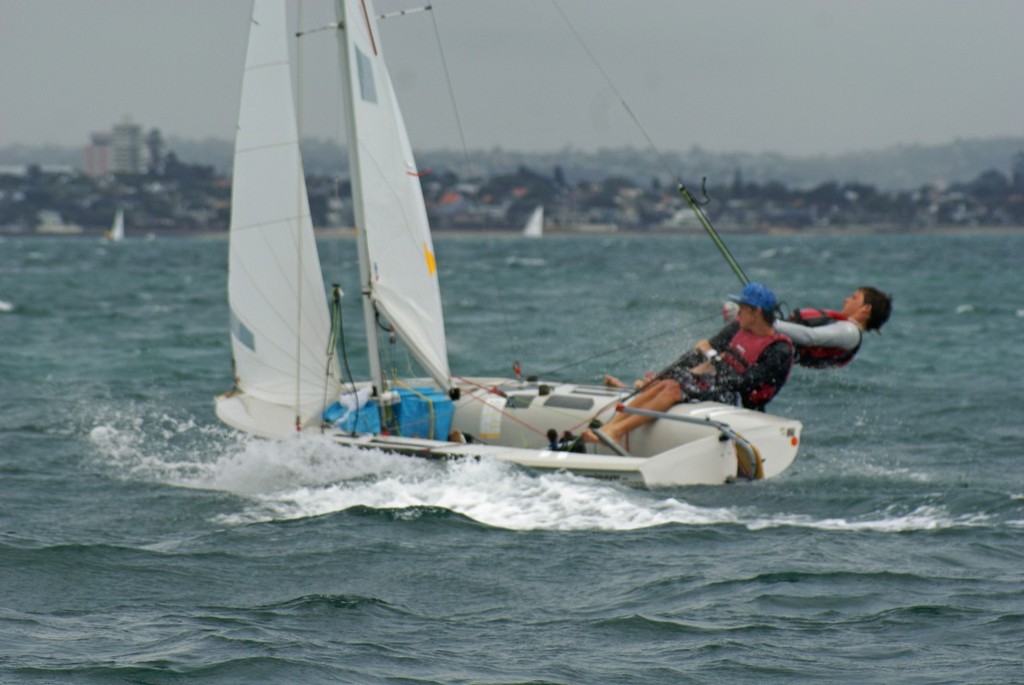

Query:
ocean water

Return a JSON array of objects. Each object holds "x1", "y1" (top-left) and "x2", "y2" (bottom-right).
[{"x1": 1, "y1": 231, "x2": 1022, "y2": 683}]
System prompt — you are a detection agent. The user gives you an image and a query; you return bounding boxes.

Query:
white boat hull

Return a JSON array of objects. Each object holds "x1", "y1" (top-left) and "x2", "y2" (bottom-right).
[{"x1": 216, "y1": 377, "x2": 801, "y2": 487}]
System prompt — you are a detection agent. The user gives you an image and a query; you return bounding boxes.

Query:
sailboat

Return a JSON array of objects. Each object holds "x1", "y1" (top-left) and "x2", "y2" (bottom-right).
[
  {"x1": 105, "y1": 208, "x2": 125, "y2": 242},
  {"x1": 522, "y1": 205, "x2": 544, "y2": 238},
  {"x1": 215, "y1": 0, "x2": 802, "y2": 487}
]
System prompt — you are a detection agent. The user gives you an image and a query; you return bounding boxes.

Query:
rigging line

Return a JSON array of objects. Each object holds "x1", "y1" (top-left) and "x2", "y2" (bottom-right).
[
  {"x1": 549, "y1": 0, "x2": 681, "y2": 187},
  {"x1": 497, "y1": 290, "x2": 522, "y2": 380},
  {"x1": 323, "y1": 284, "x2": 358, "y2": 433},
  {"x1": 450, "y1": 376, "x2": 552, "y2": 439},
  {"x1": 336, "y1": 299, "x2": 358, "y2": 390},
  {"x1": 549, "y1": 1, "x2": 751, "y2": 290},
  {"x1": 322, "y1": 290, "x2": 338, "y2": 423},
  {"x1": 427, "y1": 3, "x2": 472, "y2": 182},
  {"x1": 376, "y1": 315, "x2": 422, "y2": 384},
  {"x1": 532, "y1": 311, "x2": 723, "y2": 379},
  {"x1": 428, "y1": 2, "x2": 521, "y2": 372}
]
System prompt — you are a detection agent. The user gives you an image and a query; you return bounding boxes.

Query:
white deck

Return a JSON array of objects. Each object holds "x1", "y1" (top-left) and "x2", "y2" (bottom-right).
[{"x1": 216, "y1": 378, "x2": 801, "y2": 487}]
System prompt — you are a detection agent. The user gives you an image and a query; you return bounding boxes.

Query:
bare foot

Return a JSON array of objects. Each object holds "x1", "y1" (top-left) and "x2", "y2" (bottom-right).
[
  {"x1": 603, "y1": 374, "x2": 626, "y2": 388},
  {"x1": 599, "y1": 428, "x2": 623, "y2": 445},
  {"x1": 590, "y1": 427, "x2": 628, "y2": 456},
  {"x1": 583, "y1": 428, "x2": 621, "y2": 443}
]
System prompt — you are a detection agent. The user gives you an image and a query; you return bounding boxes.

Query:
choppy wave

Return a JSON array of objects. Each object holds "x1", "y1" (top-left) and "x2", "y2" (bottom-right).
[
  {"x1": 504, "y1": 255, "x2": 546, "y2": 267},
  {"x1": 6, "y1": 233, "x2": 1024, "y2": 684},
  {"x1": 84, "y1": 404, "x2": 1015, "y2": 535},
  {"x1": 745, "y1": 504, "x2": 990, "y2": 532}
]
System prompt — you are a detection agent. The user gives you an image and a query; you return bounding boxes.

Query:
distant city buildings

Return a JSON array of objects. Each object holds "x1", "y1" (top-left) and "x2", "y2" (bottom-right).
[
  {"x1": 82, "y1": 117, "x2": 164, "y2": 177},
  {"x1": 83, "y1": 133, "x2": 111, "y2": 177},
  {"x1": 110, "y1": 118, "x2": 143, "y2": 174},
  {"x1": 146, "y1": 129, "x2": 165, "y2": 175},
  {"x1": 0, "y1": 136, "x2": 1017, "y2": 234}
]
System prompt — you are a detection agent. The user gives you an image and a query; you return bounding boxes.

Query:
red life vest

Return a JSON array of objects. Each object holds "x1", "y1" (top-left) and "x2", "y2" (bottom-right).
[
  {"x1": 788, "y1": 308, "x2": 861, "y2": 368},
  {"x1": 721, "y1": 328, "x2": 794, "y2": 409}
]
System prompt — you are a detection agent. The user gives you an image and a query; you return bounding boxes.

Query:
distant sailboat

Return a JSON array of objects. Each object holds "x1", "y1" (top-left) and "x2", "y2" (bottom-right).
[
  {"x1": 522, "y1": 205, "x2": 544, "y2": 238},
  {"x1": 214, "y1": 0, "x2": 802, "y2": 487},
  {"x1": 105, "y1": 209, "x2": 125, "y2": 242}
]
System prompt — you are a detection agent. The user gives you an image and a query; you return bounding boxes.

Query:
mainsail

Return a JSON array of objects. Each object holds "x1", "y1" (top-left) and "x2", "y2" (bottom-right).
[
  {"x1": 335, "y1": 0, "x2": 451, "y2": 391},
  {"x1": 226, "y1": 0, "x2": 340, "y2": 421}
]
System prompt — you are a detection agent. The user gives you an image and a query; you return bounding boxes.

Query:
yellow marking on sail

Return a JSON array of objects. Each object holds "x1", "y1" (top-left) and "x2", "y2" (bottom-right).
[{"x1": 423, "y1": 242, "x2": 437, "y2": 276}]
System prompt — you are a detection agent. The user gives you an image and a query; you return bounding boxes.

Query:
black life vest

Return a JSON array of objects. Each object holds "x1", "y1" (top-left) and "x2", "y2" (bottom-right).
[{"x1": 788, "y1": 308, "x2": 861, "y2": 369}]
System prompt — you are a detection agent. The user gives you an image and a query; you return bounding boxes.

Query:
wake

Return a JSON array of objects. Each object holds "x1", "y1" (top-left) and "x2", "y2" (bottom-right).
[{"x1": 85, "y1": 404, "x2": 1007, "y2": 533}]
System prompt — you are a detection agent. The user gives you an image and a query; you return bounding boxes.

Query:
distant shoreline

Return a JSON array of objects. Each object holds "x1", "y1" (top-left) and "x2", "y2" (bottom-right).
[
  {"x1": 122, "y1": 224, "x2": 1024, "y2": 239},
  {"x1": 5, "y1": 224, "x2": 1024, "y2": 240}
]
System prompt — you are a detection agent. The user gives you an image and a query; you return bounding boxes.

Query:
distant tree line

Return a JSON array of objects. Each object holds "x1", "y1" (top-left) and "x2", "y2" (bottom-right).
[{"x1": 2, "y1": 149, "x2": 1023, "y2": 233}]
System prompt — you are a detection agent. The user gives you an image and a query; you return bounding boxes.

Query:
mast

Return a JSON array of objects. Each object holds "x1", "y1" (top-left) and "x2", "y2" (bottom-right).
[
  {"x1": 335, "y1": 0, "x2": 385, "y2": 395},
  {"x1": 333, "y1": 0, "x2": 452, "y2": 393}
]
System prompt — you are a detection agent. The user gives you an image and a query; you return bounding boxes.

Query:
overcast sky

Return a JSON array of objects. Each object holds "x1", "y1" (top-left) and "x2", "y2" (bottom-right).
[{"x1": 1, "y1": 0, "x2": 1021, "y2": 157}]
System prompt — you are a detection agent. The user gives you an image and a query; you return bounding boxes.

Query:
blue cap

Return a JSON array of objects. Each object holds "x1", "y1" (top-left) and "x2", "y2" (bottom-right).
[{"x1": 728, "y1": 282, "x2": 777, "y2": 311}]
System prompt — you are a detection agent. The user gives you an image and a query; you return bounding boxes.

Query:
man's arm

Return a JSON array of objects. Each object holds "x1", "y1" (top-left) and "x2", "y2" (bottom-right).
[
  {"x1": 774, "y1": 319, "x2": 861, "y2": 350},
  {"x1": 657, "y1": 321, "x2": 740, "y2": 379},
  {"x1": 708, "y1": 321, "x2": 739, "y2": 350}
]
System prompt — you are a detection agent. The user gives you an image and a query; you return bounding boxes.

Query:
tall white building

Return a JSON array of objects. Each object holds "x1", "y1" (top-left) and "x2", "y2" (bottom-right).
[{"x1": 110, "y1": 117, "x2": 144, "y2": 174}]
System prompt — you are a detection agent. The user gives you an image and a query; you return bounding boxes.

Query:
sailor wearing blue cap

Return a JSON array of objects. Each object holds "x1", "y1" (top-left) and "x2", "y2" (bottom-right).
[
  {"x1": 728, "y1": 282, "x2": 777, "y2": 312},
  {"x1": 585, "y1": 282, "x2": 794, "y2": 452}
]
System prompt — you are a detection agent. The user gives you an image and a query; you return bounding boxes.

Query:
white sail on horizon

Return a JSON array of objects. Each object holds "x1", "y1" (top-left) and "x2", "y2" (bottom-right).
[
  {"x1": 522, "y1": 205, "x2": 544, "y2": 238},
  {"x1": 107, "y1": 208, "x2": 125, "y2": 241}
]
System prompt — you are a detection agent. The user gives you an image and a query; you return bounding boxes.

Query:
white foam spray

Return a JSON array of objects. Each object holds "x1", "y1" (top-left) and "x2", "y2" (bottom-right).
[{"x1": 85, "y1": 405, "x2": 997, "y2": 534}]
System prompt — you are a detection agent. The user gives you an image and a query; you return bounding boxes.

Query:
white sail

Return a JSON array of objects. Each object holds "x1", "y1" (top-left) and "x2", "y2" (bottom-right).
[
  {"x1": 335, "y1": 0, "x2": 451, "y2": 390},
  {"x1": 226, "y1": 0, "x2": 340, "y2": 422},
  {"x1": 522, "y1": 205, "x2": 543, "y2": 238},
  {"x1": 108, "y1": 209, "x2": 125, "y2": 241}
]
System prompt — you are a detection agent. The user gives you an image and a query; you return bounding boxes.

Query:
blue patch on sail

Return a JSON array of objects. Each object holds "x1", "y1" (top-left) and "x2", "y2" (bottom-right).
[
  {"x1": 356, "y1": 47, "x2": 377, "y2": 103},
  {"x1": 230, "y1": 310, "x2": 255, "y2": 352}
]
